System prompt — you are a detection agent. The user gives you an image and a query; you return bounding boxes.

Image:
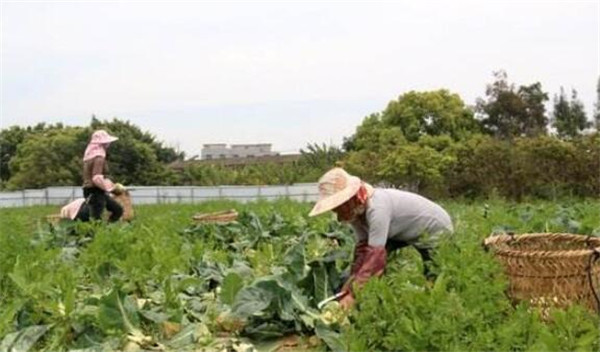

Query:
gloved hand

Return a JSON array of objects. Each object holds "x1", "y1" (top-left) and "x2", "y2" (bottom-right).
[
  {"x1": 339, "y1": 240, "x2": 369, "y2": 296},
  {"x1": 353, "y1": 246, "x2": 386, "y2": 287},
  {"x1": 111, "y1": 183, "x2": 126, "y2": 195},
  {"x1": 351, "y1": 241, "x2": 369, "y2": 275},
  {"x1": 339, "y1": 292, "x2": 355, "y2": 310},
  {"x1": 338, "y1": 245, "x2": 387, "y2": 310}
]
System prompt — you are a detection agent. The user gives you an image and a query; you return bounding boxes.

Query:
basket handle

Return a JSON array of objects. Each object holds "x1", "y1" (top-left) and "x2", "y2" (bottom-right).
[
  {"x1": 585, "y1": 235, "x2": 597, "y2": 250},
  {"x1": 587, "y1": 247, "x2": 600, "y2": 314}
]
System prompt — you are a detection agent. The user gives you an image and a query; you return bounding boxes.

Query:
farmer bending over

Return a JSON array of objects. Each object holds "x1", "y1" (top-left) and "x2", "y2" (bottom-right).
[
  {"x1": 309, "y1": 167, "x2": 453, "y2": 309},
  {"x1": 79, "y1": 130, "x2": 124, "y2": 222}
]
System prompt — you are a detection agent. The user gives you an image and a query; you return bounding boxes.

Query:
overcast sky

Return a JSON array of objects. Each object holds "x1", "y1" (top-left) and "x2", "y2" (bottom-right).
[{"x1": 1, "y1": 1, "x2": 598, "y2": 157}]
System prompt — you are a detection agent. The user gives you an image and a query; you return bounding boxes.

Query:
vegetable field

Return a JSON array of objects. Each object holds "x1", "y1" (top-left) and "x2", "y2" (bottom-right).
[{"x1": 1, "y1": 199, "x2": 599, "y2": 352}]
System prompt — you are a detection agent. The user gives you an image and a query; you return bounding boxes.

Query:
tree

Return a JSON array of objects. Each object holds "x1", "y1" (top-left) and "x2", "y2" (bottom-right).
[
  {"x1": 342, "y1": 114, "x2": 406, "y2": 184},
  {"x1": 7, "y1": 128, "x2": 86, "y2": 189},
  {"x1": 476, "y1": 71, "x2": 549, "y2": 139},
  {"x1": 91, "y1": 117, "x2": 184, "y2": 163},
  {"x1": 343, "y1": 113, "x2": 381, "y2": 151},
  {"x1": 378, "y1": 144, "x2": 455, "y2": 195},
  {"x1": 343, "y1": 149, "x2": 384, "y2": 185},
  {"x1": 512, "y1": 136, "x2": 579, "y2": 199},
  {"x1": 299, "y1": 143, "x2": 344, "y2": 170},
  {"x1": 105, "y1": 137, "x2": 173, "y2": 185},
  {"x1": 0, "y1": 126, "x2": 27, "y2": 184},
  {"x1": 1, "y1": 123, "x2": 78, "y2": 187},
  {"x1": 382, "y1": 90, "x2": 480, "y2": 142},
  {"x1": 517, "y1": 82, "x2": 549, "y2": 137},
  {"x1": 345, "y1": 90, "x2": 478, "y2": 153},
  {"x1": 551, "y1": 87, "x2": 589, "y2": 138},
  {"x1": 342, "y1": 89, "x2": 477, "y2": 187},
  {"x1": 570, "y1": 133, "x2": 600, "y2": 197},
  {"x1": 2, "y1": 118, "x2": 182, "y2": 189},
  {"x1": 343, "y1": 113, "x2": 407, "y2": 153}
]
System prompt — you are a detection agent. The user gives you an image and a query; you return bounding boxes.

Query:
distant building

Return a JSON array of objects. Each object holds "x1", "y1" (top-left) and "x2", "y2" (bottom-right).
[
  {"x1": 201, "y1": 143, "x2": 279, "y2": 160},
  {"x1": 201, "y1": 144, "x2": 230, "y2": 160}
]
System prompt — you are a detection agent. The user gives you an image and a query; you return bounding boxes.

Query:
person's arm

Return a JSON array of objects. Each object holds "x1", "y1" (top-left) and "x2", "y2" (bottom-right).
[
  {"x1": 365, "y1": 206, "x2": 391, "y2": 247},
  {"x1": 90, "y1": 157, "x2": 116, "y2": 192},
  {"x1": 339, "y1": 239, "x2": 368, "y2": 296},
  {"x1": 341, "y1": 222, "x2": 369, "y2": 283},
  {"x1": 339, "y1": 246, "x2": 387, "y2": 309},
  {"x1": 339, "y1": 208, "x2": 391, "y2": 308}
]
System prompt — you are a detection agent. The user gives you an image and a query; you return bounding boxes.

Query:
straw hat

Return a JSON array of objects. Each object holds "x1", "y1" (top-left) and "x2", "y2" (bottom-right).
[
  {"x1": 90, "y1": 130, "x2": 118, "y2": 144},
  {"x1": 309, "y1": 168, "x2": 364, "y2": 217}
]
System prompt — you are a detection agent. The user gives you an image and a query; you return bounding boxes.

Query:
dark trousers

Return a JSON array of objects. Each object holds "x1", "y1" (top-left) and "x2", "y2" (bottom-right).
[
  {"x1": 338, "y1": 240, "x2": 436, "y2": 291},
  {"x1": 386, "y1": 240, "x2": 435, "y2": 280},
  {"x1": 76, "y1": 187, "x2": 123, "y2": 222}
]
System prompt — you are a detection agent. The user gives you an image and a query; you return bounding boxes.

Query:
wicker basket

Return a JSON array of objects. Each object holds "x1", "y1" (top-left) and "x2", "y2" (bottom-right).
[
  {"x1": 484, "y1": 233, "x2": 600, "y2": 313},
  {"x1": 46, "y1": 214, "x2": 63, "y2": 226},
  {"x1": 193, "y1": 209, "x2": 238, "y2": 224},
  {"x1": 112, "y1": 191, "x2": 135, "y2": 221}
]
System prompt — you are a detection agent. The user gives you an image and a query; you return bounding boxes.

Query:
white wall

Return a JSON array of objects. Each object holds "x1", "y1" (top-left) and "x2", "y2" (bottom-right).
[{"x1": 0, "y1": 184, "x2": 319, "y2": 208}]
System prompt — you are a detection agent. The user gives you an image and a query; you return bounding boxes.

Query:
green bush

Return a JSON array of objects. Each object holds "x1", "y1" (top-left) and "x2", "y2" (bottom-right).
[{"x1": 347, "y1": 133, "x2": 600, "y2": 200}]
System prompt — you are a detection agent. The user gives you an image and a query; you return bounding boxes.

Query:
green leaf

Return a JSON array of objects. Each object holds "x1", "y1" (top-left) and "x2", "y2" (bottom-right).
[
  {"x1": 139, "y1": 310, "x2": 170, "y2": 324},
  {"x1": 68, "y1": 345, "x2": 114, "y2": 352},
  {"x1": 0, "y1": 325, "x2": 50, "y2": 352},
  {"x1": 232, "y1": 286, "x2": 274, "y2": 318},
  {"x1": 255, "y1": 279, "x2": 295, "y2": 321},
  {"x1": 575, "y1": 330, "x2": 600, "y2": 350},
  {"x1": 97, "y1": 289, "x2": 140, "y2": 335},
  {"x1": 310, "y1": 263, "x2": 330, "y2": 304},
  {"x1": 283, "y1": 241, "x2": 306, "y2": 280},
  {"x1": 177, "y1": 276, "x2": 204, "y2": 295},
  {"x1": 221, "y1": 272, "x2": 244, "y2": 306},
  {"x1": 315, "y1": 322, "x2": 346, "y2": 352},
  {"x1": 252, "y1": 338, "x2": 281, "y2": 352},
  {"x1": 243, "y1": 322, "x2": 287, "y2": 340},
  {"x1": 165, "y1": 323, "x2": 211, "y2": 349},
  {"x1": 229, "y1": 260, "x2": 254, "y2": 278}
]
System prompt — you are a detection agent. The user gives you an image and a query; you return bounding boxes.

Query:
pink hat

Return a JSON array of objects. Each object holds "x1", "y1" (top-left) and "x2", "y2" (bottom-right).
[
  {"x1": 90, "y1": 130, "x2": 118, "y2": 144},
  {"x1": 309, "y1": 168, "x2": 366, "y2": 217}
]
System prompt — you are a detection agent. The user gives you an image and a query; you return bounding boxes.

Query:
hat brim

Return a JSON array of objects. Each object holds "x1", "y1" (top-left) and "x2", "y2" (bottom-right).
[
  {"x1": 308, "y1": 176, "x2": 361, "y2": 217},
  {"x1": 93, "y1": 136, "x2": 119, "y2": 144}
]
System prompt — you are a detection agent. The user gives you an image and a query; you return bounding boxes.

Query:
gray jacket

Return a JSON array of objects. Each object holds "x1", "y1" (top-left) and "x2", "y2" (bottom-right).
[{"x1": 350, "y1": 189, "x2": 453, "y2": 248}]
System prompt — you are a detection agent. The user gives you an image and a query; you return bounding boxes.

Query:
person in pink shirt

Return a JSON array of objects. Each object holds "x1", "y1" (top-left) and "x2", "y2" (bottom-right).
[
  {"x1": 80, "y1": 130, "x2": 124, "y2": 222},
  {"x1": 60, "y1": 198, "x2": 86, "y2": 220}
]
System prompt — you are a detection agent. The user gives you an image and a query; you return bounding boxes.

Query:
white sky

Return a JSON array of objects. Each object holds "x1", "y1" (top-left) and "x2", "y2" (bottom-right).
[{"x1": 1, "y1": 1, "x2": 598, "y2": 157}]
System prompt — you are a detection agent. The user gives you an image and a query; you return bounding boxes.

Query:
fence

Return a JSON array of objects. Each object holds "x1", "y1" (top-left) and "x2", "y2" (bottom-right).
[{"x1": 0, "y1": 184, "x2": 320, "y2": 208}]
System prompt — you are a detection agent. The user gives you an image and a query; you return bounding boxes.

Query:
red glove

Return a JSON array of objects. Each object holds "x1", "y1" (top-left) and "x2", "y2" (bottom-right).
[
  {"x1": 340, "y1": 241, "x2": 369, "y2": 295},
  {"x1": 352, "y1": 246, "x2": 387, "y2": 288},
  {"x1": 351, "y1": 241, "x2": 369, "y2": 275},
  {"x1": 339, "y1": 245, "x2": 387, "y2": 309}
]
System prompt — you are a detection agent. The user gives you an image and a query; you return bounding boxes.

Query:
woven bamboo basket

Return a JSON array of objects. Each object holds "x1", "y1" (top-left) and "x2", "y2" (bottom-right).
[
  {"x1": 193, "y1": 209, "x2": 238, "y2": 224},
  {"x1": 46, "y1": 214, "x2": 63, "y2": 226},
  {"x1": 112, "y1": 191, "x2": 135, "y2": 221},
  {"x1": 484, "y1": 233, "x2": 600, "y2": 313}
]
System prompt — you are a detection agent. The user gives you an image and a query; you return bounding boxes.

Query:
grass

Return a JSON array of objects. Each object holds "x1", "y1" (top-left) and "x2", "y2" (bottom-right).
[{"x1": 1, "y1": 198, "x2": 599, "y2": 351}]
